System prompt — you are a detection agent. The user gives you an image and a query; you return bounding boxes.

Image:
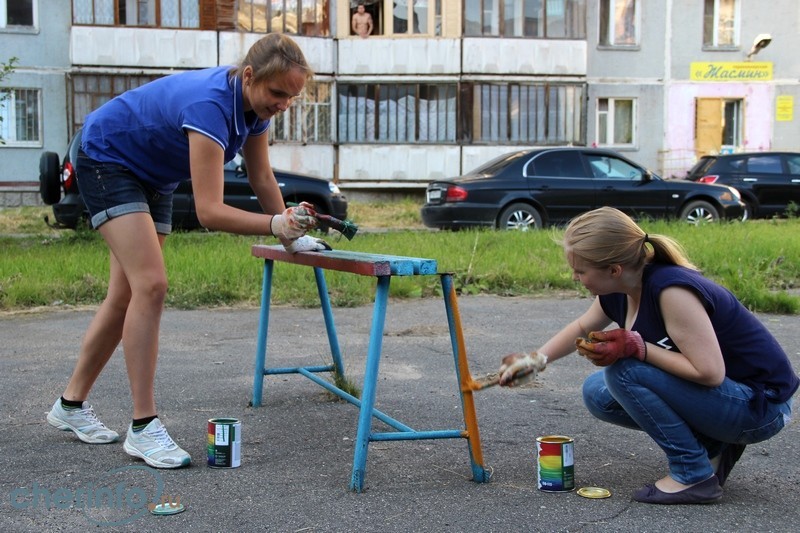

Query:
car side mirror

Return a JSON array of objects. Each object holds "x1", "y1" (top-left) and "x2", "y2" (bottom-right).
[{"x1": 642, "y1": 171, "x2": 652, "y2": 182}]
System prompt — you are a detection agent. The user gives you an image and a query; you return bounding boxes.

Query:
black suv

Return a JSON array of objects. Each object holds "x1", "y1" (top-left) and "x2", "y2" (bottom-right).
[
  {"x1": 39, "y1": 129, "x2": 348, "y2": 230},
  {"x1": 686, "y1": 152, "x2": 800, "y2": 219}
]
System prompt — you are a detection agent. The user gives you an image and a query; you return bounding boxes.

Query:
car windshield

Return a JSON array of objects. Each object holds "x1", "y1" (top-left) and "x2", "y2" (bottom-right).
[
  {"x1": 469, "y1": 151, "x2": 528, "y2": 175},
  {"x1": 688, "y1": 156, "x2": 717, "y2": 177}
]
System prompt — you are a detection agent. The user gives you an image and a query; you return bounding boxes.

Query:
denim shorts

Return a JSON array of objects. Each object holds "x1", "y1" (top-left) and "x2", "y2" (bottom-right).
[{"x1": 75, "y1": 149, "x2": 173, "y2": 235}]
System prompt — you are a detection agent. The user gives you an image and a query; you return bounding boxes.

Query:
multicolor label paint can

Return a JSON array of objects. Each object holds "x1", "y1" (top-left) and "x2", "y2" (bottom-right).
[
  {"x1": 207, "y1": 418, "x2": 241, "y2": 468},
  {"x1": 536, "y1": 435, "x2": 574, "y2": 492}
]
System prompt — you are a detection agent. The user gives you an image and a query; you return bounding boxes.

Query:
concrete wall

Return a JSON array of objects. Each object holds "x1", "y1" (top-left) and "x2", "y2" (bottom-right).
[
  {"x1": 585, "y1": 0, "x2": 667, "y2": 174},
  {"x1": 4, "y1": 0, "x2": 800, "y2": 205},
  {"x1": 0, "y1": 0, "x2": 71, "y2": 191},
  {"x1": 70, "y1": 27, "x2": 218, "y2": 68}
]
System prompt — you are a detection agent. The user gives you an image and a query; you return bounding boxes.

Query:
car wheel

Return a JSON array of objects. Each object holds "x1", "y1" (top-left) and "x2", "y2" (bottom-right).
[
  {"x1": 679, "y1": 200, "x2": 719, "y2": 224},
  {"x1": 497, "y1": 203, "x2": 543, "y2": 231},
  {"x1": 39, "y1": 152, "x2": 61, "y2": 205},
  {"x1": 741, "y1": 201, "x2": 754, "y2": 221}
]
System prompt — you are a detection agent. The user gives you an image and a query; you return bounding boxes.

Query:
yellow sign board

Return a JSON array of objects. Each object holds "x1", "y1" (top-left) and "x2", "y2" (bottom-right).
[
  {"x1": 690, "y1": 62, "x2": 773, "y2": 81},
  {"x1": 776, "y1": 95, "x2": 794, "y2": 122}
]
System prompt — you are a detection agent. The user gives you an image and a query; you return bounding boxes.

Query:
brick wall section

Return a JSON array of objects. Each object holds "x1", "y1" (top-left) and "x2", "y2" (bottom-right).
[{"x1": 0, "y1": 183, "x2": 43, "y2": 207}]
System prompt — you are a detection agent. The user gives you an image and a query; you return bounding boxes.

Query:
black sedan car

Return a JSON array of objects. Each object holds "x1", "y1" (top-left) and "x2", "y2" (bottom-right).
[
  {"x1": 421, "y1": 148, "x2": 744, "y2": 230},
  {"x1": 685, "y1": 152, "x2": 800, "y2": 220},
  {"x1": 39, "y1": 129, "x2": 348, "y2": 230}
]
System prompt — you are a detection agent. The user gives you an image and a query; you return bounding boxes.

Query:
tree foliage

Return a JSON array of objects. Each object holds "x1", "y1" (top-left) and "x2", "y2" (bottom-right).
[{"x1": 0, "y1": 57, "x2": 19, "y2": 145}]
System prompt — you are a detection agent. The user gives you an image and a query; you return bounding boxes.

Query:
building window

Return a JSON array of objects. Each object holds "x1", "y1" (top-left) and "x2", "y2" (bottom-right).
[
  {"x1": 338, "y1": 83, "x2": 457, "y2": 143},
  {"x1": 721, "y1": 98, "x2": 742, "y2": 150},
  {"x1": 0, "y1": 88, "x2": 41, "y2": 146},
  {"x1": 70, "y1": 73, "x2": 160, "y2": 132},
  {"x1": 161, "y1": 0, "x2": 199, "y2": 27},
  {"x1": 703, "y1": 0, "x2": 737, "y2": 48},
  {"x1": 237, "y1": 0, "x2": 330, "y2": 37},
  {"x1": 464, "y1": 0, "x2": 586, "y2": 38},
  {"x1": 599, "y1": 0, "x2": 637, "y2": 46},
  {"x1": 467, "y1": 82, "x2": 585, "y2": 144},
  {"x1": 72, "y1": 0, "x2": 200, "y2": 28},
  {"x1": 1, "y1": 0, "x2": 35, "y2": 27},
  {"x1": 596, "y1": 97, "x2": 634, "y2": 146},
  {"x1": 390, "y1": 0, "x2": 437, "y2": 35},
  {"x1": 270, "y1": 81, "x2": 333, "y2": 143}
]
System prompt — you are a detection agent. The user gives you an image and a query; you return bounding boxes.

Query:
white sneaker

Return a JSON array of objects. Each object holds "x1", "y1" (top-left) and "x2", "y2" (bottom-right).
[
  {"x1": 47, "y1": 399, "x2": 119, "y2": 444},
  {"x1": 123, "y1": 418, "x2": 191, "y2": 469}
]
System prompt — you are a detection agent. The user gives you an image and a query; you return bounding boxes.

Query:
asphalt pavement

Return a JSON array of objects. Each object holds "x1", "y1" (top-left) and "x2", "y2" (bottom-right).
[{"x1": 2, "y1": 295, "x2": 799, "y2": 532}]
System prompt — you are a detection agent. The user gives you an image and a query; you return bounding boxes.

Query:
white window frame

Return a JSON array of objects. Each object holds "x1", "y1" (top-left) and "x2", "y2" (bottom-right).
[
  {"x1": 0, "y1": 88, "x2": 43, "y2": 147},
  {"x1": 270, "y1": 80, "x2": 333, "y2": 144},
  {"x1": 1, "y1": 0, "x2": 38, "y2": 28},
  {"x1": 337, "y1": 82, "x2": 458, "y2": 144},
  {"x1": 596, "y1": 97, "x2": 636, "y2": 147},
  {"x1": 703, "y1": 0, "x2": 739, "y2": 48},
  {"x1": 473, "y1": 82, "x2": 585, "y2": 145},
  {"x1": 721, "y1": 98, "x2": 743, "y2": 152},
  {"x1": 237, "y1": 0, "x2": 329, "y2": 36},
  {"x1": 600, "y1": 0, "x2": 639, "y2": 47},
  {"x1": 387, "y1": 0, "x2": 441, "y2": 36}
]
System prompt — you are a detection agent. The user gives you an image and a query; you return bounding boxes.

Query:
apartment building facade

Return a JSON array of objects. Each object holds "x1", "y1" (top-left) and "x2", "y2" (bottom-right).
[{"x1": 1, "y1": 0, "x2": 798, "y2": 203}]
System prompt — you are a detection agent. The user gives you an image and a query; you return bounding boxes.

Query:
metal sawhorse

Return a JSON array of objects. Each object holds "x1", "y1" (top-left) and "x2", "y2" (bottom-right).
[{"x1": 250, "y1": 245, "x2": 491, "y2": 492}]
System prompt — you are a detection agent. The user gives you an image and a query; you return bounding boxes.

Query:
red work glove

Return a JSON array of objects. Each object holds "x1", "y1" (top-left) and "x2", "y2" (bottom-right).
[
  {"x1": 575, "y1": 329, "x2": 646, "y2": 367},
  {"x1": 270, "y1": 201, "x2": 318, "y2": 241}
]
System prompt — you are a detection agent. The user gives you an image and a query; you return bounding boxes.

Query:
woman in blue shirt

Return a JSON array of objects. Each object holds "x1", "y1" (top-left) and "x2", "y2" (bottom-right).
[
  {"x1": 47, "y1": 34, "x2": 323, "y2": 468},
  {"x1": 498, "y1": 206, "x2": 798, "y2": 504}
]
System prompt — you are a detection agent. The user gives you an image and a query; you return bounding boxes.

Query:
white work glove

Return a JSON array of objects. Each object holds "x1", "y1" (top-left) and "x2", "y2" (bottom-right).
[
  {"x1": 270, "y1": 202, "x2": 318, "y2": 240},
  {"x1": 498, "y1": 351, "x2": 548, "y2": 387},
  {"x1": 283, "y1": 235, "x2": 332, "y2": 253}
]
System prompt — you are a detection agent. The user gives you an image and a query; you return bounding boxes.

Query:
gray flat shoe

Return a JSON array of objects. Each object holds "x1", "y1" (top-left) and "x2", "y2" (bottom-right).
[{"x1": 633, "y1": 475, "x2": 723, "y2": 505}]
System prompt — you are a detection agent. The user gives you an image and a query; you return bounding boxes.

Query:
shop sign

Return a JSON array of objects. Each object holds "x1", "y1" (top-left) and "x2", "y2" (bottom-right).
[{"x1": 690, "y1": 62, "x2": 772, "y2": 81}]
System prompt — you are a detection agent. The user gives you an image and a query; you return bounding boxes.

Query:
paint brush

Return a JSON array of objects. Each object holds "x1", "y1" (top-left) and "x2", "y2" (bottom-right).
[
  {"x1": 286, "y1": 202, "x2": 359, "y2": 240},
  {"x1": 315, "y1": 213, "x2": 359, "y2": 240},
  {"x1": 464, "y1": 368, "x2": 536, "y2": 391}
]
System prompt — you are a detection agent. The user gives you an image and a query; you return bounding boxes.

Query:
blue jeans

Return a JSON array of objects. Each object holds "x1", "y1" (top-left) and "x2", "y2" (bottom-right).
[
  {"x1": 582, "y1": 358, "x2": 793, "y2": 484},
  {"x1": 76, "y1": 149, "x2": 173, "y2": 235}
]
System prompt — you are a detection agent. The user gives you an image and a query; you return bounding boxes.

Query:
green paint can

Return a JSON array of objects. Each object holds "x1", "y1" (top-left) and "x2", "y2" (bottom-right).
[{"x1": 207, "y1": 418, "x2": 241, "y2": 468}]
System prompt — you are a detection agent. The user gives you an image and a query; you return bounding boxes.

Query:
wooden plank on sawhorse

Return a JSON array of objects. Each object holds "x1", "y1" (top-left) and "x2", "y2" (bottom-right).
[
  {"x1": 251, "y1": 245, "x2": 438, "y2": 276},
  {"x1": 250, "y1": 244, "x2": 491, "y2": 492}
]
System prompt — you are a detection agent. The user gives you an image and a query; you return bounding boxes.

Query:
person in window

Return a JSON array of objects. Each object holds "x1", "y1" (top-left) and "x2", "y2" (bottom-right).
[
  {"x1": 46, "y1": 33, "x2": 327, "y2": 469},
  {"x1": 352, "y1": 3, "x2": 374, "y2": 38},
  {"x1": 498, "y1": 207, "x2": 797, "y2": 504}
]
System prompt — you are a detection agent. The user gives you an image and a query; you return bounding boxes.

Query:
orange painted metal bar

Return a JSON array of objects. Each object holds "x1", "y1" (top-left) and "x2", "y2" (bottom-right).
[{"x1": 440, "y1": 273, "x2": 491, "y2": 482}]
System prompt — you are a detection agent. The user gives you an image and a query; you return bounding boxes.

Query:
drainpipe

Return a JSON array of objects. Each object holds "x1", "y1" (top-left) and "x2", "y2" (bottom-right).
[{"x1": 662, "y1": 0, "x2": 673, "y2": 177}]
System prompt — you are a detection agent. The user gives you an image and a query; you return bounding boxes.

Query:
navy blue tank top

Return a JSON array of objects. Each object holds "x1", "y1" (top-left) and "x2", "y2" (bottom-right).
[{"x1": 599, "y1": 263, "x2": 798, "y2": 413}]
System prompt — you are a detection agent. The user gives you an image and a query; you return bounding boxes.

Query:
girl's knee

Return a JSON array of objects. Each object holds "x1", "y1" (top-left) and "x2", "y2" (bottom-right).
[{"x1": 131, "y1": 274, "x2": 168, "y2": 305}]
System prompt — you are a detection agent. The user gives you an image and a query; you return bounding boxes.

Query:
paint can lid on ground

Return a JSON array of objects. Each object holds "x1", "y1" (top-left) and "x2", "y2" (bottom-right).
[
  {"x1": 150, "y1": 502, "x2": 186, "y2": 516},
  {"x1": 576, "y1": 487, "x2": 611, "y2": 499}
]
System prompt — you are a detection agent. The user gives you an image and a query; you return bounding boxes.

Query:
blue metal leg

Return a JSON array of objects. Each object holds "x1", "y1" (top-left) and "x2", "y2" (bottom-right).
[
  {"x1": 251, "y1": 259, "x2": 274, "y2": 407},
  {"x1": 313, "y1": 267, "x2": 345, "y2": 376},
  {"x1": 350, "y1": 275, "x2": 391, "y2": 492}
]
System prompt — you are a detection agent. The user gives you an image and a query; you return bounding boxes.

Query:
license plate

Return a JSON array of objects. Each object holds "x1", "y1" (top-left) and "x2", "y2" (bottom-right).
[{"x1": 427, "y1": 189, "x2": 442, "y2": 202}]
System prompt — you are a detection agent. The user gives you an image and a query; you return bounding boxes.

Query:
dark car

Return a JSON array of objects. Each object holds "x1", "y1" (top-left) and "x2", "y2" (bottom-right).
[
  {"x1": 685, "y1": 152, "x2": 800, "y2": 220},
  {"x1": 39, "y1": 129, "x2": 348, "y2": 230},
  {"x1": 421, "y1": 147, "x2": 744, "y2": 230}
]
